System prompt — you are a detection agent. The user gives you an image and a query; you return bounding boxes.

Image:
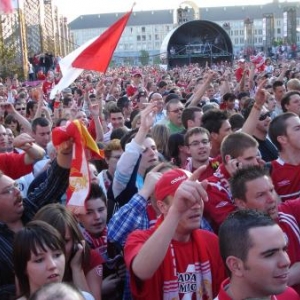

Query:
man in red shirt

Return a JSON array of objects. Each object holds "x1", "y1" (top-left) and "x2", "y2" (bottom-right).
[
  {"x1": 231, "y1": 165, "x2": 300, "y2": 295},
  {"x1": 0, "y1": 130, "x2": 45, "y2": 179},
  {"x1": 269, "y1": 112, "x2": 300, "y2": 201},
  {"x1": 216, "y1": 209, "x2": 299, "y2": 299},
  {"x1": 126, "y1": 71, "x2": 143, "y2": 104},
  {"x1": 204, "y1": 132, "x2": 260, "y2": 232},
  {"x1": 125, "y1": 168, "x2": 226, "y2": 300}
]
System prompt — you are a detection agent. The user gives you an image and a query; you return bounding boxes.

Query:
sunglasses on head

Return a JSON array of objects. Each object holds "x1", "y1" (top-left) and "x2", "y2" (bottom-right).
[{"x1": 259, "y1": 111, "x2": 271, "y2": 121}]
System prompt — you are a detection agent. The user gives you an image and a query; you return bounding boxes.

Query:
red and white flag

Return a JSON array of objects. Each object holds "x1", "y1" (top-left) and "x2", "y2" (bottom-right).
[
  {"x1": 0, "y1": 0, "x2": 13, "y2": 13},
  {"x1": 50, "y1": 6, "x2": 133, "y2": 99}
]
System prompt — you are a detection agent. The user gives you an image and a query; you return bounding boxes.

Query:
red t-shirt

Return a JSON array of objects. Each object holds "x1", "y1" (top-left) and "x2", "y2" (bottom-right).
[
  {"x1": 271, "y1": 158, "x2": 300, "y2": 201},
  {"x1": 83, "y1": 248, "x2": 104, "y2": 276},
  {"x1": 126, "y1": 84, "x2": 138, "y2": 97},
  {"x1": 125, "y1": 227, "x2": 225, "y2": 300},
  {"x1": 278, "y1": 199, "x2": 300, "y2": 294},
  {"x1": 0, "y1": 152, "x2": 33, "y2": 179},
  {"x1": 216, "y1": 278, "x2": 300, "y2": 300},
  {"x1": 204, "y1": 164, "x2": 236, "y2": 233}
]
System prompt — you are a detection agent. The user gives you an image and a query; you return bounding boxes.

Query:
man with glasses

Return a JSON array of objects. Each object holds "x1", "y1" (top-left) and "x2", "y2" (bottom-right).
[
  {"x1": 14, "y1": 102, "x2": 26, "y2": 117},
  {"x1": 0, "y1": 138, "x2": 72, "y2": 299},
  {"x1": 165, "y1": 98, "x2": 184, "y2": 134},
  {"x1": 184, "y1": 127, "x2": 219, "y2": 181}
]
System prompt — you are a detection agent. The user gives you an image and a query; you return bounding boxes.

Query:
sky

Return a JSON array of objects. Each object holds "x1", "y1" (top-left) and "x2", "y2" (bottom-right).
[{"x1": 55, "y1": 0, "x2": 295, "y2": 23}]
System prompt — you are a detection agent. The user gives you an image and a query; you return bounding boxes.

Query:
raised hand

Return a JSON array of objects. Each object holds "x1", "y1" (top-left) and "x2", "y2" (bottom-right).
[{"x1": 171, "y1": 166, "x2": 208, "y2": 216}]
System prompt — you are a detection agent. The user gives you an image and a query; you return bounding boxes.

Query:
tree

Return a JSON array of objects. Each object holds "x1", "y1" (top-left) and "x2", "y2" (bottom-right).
[
  {"x1": 0, "y1": 40, "x2": 22, "y2": 79},
  {"x1": 139, "y1": 50, "x2": 149, "y2": 66}
]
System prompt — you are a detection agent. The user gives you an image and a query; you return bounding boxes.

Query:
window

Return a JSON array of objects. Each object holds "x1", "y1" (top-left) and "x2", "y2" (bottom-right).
[
  {"x1": 240, "y1": 38, "x2": 244, "y2": 44},
  {"x1": 235, "y1": 38, "x2": 239, "y2": 44},
  {"x1": 142, "y1": 35, "x2": 146, "y2": 41},
  {"x1": 258, "y1": 29, "x2": 262, "y2": 35},
  {"x1": 240, "y1": 30, "x2": 244, "y2": 35},
  {"x1": 137, "y1": 35, "x2": 141, "y2": 41},
  {"x1": 155, "y1": 34, "x2": 159, "y2": 40},
  {"x1": 148, "y1": 35, "x2": 151, "y2": 40},
  {"x1": 277, "y1": 28, "x2": 281, "y2": 34},
  {"x1": 258, "y1": 37, "x2": 263, "y2": 43},
  {"x1": 142, "y1": 27, "x2": 145, "y2": 33}
]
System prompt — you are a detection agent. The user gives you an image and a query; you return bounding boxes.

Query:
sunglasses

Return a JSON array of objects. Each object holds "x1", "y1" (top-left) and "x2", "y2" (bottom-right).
[
  {"x1": 259, "y1": 112, "x2": 271, "y2": 121},
  {"x1": 16, "y1": 107, "x2": 26, "y2": 111}
]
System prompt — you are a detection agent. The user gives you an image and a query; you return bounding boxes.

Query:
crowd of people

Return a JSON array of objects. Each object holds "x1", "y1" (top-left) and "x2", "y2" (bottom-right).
[{"x1": 0, "y1": 55, "x2": 300, "y2": 299}]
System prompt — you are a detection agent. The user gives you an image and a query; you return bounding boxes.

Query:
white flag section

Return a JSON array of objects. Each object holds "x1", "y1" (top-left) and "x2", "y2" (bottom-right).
[{"x1": 50, "y1": 36, "x2": 98, "y2": 99}]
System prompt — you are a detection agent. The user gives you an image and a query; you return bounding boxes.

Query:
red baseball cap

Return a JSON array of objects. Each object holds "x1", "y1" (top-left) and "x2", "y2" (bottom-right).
[
  {"x1": 154, "y1": 168, "x2": 190, "y2": 201},
  {"x1": 132, "y1": 71, "x2": 142, "y2": 77}
]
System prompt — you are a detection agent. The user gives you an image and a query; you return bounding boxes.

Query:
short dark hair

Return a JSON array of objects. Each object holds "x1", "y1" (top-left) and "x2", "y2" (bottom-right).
[
  {"x1": 110, "y1": 127, "x2": 128, "y2": 140},
  {"x1": 229, "y1": 113, "x2": 245, "y2": 132},
  {"x1": 184, "y1": 127, "x2": 210, "y2": 146},
  {"x1": 230, "y1": 165, "x2": 269, "y2": 202},
  {"x1": 268, "y1": 112, "x2": 297, "y2": 151},
  {"x1": 168, "y1": 133, "x2": 184, "y2": 167},
  {"x1": 158, "y1": 80, "x2": 167, "y2": 88},
  {"x1": 109, "y1": 105, "x2": 123, "y2": 115},
  {"x1": 201, "y1": 109, "x2": 228, "y2": 134},
  {"x1": 223, "y1": 93, "x2": 236, "y2": 102},
  {"x1": 181, "y1": 106, "x2": 202, "y2": 129},
  {"x1": 32, "y1": 117, "x2": 50, "y2": 133},
  {"x1": 13, "y1": 220, "x2": 65, "y2": 298},
  {"x1": 219, "y1": 209, "x2": 275, "y2": 274},
  {"x1": 117, "y1": 96, "x2": 131, "y2": 110},
  {"x1": 272, "y1": 80, "x2": 284, "y2": 91},
  {"x1": 87, "y1": 182, "x2": 107, "y2": 205},
  {"x1": 221, "y1": 132, "x2": 258, "y2": 163},
  {"x1": 26, "y1": 101, "x2": 37, "y2": 115},
  {"x1": 281, "y1": 91, "x2": 300, "y2": 112}
]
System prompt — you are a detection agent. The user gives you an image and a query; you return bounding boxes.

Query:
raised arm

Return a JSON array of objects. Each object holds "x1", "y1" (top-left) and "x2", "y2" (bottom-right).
[{"x1": 12, "y1": 133, "x2": 45, "y2": 164}]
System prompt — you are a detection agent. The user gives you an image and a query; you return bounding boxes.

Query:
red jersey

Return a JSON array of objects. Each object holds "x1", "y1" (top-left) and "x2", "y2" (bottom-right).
[
  {"x1": 216, "y1": 278, "x2": 300, "y2": 300},
  {"x1": 0, "y1": 152, "x2": 33, "y2": 179},
  {"x1": 204, "y1": 164, "x2": 236, "y2": 233},
  {"x1": 278, "y1": 199, "x2": 300, "y2": 294},
  {"x1": 125, "y1": 226, "x2": 226, "y2": 300},
  {"x1": 271, "y1": 158, "x2": 300, "y2": 201},
  {"x1": 186, "y1": 157, "x2": 221, "y2": 181},
  {"x1": 126, "y1": 84, "x2": 138, "y2": 97}
]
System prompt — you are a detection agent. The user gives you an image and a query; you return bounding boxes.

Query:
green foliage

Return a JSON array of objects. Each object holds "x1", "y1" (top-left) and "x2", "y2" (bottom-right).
[
  {"x1": 139, "y1": 50, "x2": 149, "y2": 66},
  {"x1": 0, "y1": 40, "x2": 23, "y2": 79}
]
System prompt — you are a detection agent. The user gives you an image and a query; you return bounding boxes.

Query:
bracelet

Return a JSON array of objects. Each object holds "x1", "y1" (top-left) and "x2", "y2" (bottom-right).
[{"x1": 253, "y1": 102, "x2": 262, "y2": 111}]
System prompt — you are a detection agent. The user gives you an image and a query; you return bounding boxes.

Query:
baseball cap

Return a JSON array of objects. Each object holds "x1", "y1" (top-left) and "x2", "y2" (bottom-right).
[
  {"x1": 132, "y1": 71, "x2": 142, "y2": 77},
  {"x1": 238, "y1": 58, "x2": 246, "y2": 63},
  {"x1": 155, "y1": 168, "x2": 190, "y2": 201}
]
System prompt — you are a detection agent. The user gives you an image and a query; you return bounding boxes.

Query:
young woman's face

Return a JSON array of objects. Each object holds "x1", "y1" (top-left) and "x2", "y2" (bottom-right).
[{"x1": 26, "y1": 246, "x2": 65, "y2": 295}]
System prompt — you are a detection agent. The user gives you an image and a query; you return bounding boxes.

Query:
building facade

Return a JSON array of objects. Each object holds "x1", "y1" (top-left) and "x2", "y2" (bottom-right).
[
  {"x1": 69, "y1": 0, "x2": 300, "y2": 65},
  {"x1": 0, "y1": 0, "x2": 74, "y2": 78}
]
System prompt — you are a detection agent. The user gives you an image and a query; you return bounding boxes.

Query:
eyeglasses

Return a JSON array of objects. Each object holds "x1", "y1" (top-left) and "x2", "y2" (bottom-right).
[
  {"x1": 168, "y1": 108, "x2": 183, "y2": 114},
  {"x1": 259, "y1": 112, "x2": 271, "y2": 121},
  {"x1": 16, "y1": 107, "x2": 26, "y2": 111},
  {"x1": 188, "y1": 139, "x2": 210, "y2": 147},
  {"x1": 0, "y1": 182, "x2": 19, "y2": 195}
]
